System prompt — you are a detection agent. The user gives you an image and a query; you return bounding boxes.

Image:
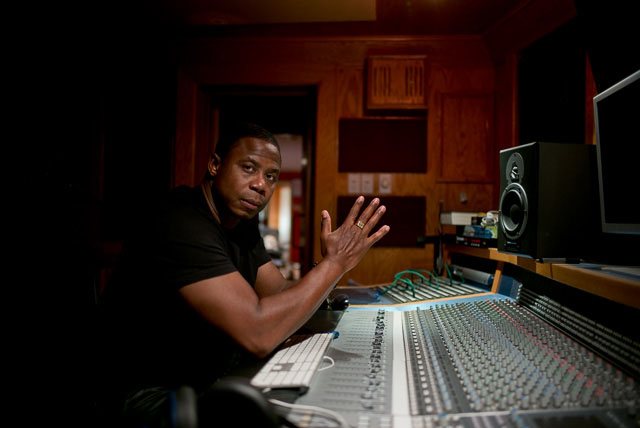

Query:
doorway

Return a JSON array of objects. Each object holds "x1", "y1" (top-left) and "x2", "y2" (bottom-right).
[{"x1": 205, "y1": 86, "x2": 317, "y2": 278}]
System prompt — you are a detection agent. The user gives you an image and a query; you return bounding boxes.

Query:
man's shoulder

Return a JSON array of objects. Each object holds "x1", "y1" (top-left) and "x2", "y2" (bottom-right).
[{"x1": 160, "y1": 186, "x2": 220, "y2": 234}]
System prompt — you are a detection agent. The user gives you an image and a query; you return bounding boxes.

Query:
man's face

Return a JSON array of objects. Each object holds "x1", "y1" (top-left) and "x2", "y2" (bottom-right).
[{"x1": 212, "y1": 137, "x2": 281, "y2": 227}]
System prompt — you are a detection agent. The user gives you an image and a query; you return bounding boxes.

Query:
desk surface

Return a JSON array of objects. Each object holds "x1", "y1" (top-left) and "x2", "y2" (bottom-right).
[{"x1": 445, "y1": 245, "x2": 640, "y2": 310}]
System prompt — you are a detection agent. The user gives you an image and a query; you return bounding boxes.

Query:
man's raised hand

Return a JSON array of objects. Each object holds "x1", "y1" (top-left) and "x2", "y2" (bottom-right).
[{"x1": 319, "y1": 196, "x2": 390, "y2": 273}]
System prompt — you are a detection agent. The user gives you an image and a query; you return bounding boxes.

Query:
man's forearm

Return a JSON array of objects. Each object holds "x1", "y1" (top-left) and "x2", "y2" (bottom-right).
[{"x1": 250, "y1": 258, "x2": 345, "y2": 353}]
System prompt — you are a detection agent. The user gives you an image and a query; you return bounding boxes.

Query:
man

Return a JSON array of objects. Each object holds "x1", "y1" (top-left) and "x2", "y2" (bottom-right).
[{"x1": 98, "y1": 122, "x2": 389, "y2": 426}]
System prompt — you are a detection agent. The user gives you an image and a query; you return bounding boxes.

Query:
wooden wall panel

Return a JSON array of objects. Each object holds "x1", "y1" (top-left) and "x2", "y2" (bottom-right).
[
  {"x1": 483, "y1": 0, "x2": 576, "y2": 61},
  {"x1": 437, "y1": 183, "x2": 495, "y2": 217},
  {"x1": 173, "y1": 70, "x2": 198, "y2": 187},
  {"x1": 431, "y1": 183, "x2": 496, "y2": 237},
  {"x1": 177, "y1": 37, "x2": 493, "y2": 70},
  {"x1": 439, "y1": 93, "x2": 494, "y2": 182},
  {"x1": 343, "y1": 247, "x2": 434, "y2": 287},
  {"x1": 174, "y1": 71, "x2": 213, "y2": 187},
  {"x1": 334, "y1": 62, "x2": 431, "y2": 283},
  {"x1": 194, "y1": 89, "x2": 212, "y2": 184},
  {"x1": 337, "y1": 68, "x2": 363, "y2": 117},
  {"x1": 175, "y1": 36, "x2": 499, "y2": 284},
  {"x1": 313, "y1": 70, "x2": 339, "y2": 269}
]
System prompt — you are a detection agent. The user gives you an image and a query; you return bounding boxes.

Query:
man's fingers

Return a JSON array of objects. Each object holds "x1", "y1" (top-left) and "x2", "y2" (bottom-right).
[
  {"x1": 356, "y1": 198, "x2": 380, "y2": 228},
  {"x1": 367, "y1": 225, "x2": 391, "y2": 245},
  {"x1": 320, "y1": 210, "x2": 332, "y2": 237},
  {"x1": 346, "y1": 196, "x2": 365, "y2": 224},
  {"x1": 357, "y1": 203, "x2": 386, "y2": 236},
  {"x1": 320, "y1": 210, "x2": 331, "y2": 256}
]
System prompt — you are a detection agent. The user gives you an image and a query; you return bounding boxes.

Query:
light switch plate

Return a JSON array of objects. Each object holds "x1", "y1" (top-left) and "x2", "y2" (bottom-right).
[
  {"x1": 348, "y1": 174, "x2": 361, "y2": 194},
  {"x1": 362, "y1": 174, "x2": 374, "y2": 194}
]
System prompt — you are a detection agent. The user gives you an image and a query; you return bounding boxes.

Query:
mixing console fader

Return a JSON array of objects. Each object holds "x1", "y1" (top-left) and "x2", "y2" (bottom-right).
[{"x1": 287, "y1": 298, "x2": 640, "y2": 428}]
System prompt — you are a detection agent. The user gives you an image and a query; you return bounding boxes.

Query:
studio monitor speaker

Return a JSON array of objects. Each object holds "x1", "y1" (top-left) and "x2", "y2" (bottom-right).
[{"x1": 498, "y1": 142, "x2": 599, "y2": 260}]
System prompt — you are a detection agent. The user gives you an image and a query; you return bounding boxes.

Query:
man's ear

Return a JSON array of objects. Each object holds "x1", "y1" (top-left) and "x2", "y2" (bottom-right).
[{"x1": 208, "y1": 154, "x2": 221, "y2": 176}]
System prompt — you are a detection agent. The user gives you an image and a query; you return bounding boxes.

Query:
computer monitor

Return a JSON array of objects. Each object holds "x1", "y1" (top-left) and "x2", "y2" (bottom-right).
[{"x1": 593, "y1": 69, "x2": 640, "y2": 235}]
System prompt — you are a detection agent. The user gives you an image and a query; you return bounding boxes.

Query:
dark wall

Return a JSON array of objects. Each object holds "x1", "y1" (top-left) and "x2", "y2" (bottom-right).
[
  {"x1": 574, "y1": 0, "x2": 640, "y2": 93},
  {"x1": 518, "y1": 18, "x2": 585, "y2": 146},
  {"x1": 34, "y1": 2, "x2": 177, "y2": 423},
  {"x1": 41, "y1": 1, "x2": 176, "y2": 244}
]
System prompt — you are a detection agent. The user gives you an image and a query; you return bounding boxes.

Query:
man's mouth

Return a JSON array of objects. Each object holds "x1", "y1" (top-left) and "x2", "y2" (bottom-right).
[{"x1": 241, "y1": 199, "x2": 261, "y2": 210}]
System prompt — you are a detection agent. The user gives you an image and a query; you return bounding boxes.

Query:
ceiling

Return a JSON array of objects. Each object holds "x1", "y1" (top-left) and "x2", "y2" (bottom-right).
[{"x1": 159, "y1": 0, "x2": 527, "y2": 36}]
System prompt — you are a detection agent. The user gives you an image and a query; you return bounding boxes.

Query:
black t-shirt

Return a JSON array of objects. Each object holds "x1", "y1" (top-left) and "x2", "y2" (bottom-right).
[{"x1": 100, "y1": 186, "x2": 271, "y2": 397}]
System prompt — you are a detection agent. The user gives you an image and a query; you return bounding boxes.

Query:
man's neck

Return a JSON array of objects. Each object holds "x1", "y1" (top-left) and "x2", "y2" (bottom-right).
[{"x1": 220, "y1": 215, "x2": 241, "y2": 229}]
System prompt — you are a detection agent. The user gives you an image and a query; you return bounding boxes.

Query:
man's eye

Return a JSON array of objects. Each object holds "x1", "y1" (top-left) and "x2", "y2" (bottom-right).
[
  {"x1": 266, "y1": 173, "x2": 277, "y2": 182},
  {"x1": 243, "y1": 165, "x2": 255, "y2": 172}
]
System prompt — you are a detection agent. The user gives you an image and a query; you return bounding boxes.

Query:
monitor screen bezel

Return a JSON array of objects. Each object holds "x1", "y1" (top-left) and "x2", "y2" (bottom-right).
[{"x1": 593, "y1": 69, "x2": 640, "y2": 235}]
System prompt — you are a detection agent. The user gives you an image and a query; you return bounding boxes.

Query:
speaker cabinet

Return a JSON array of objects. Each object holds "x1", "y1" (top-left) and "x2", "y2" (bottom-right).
[{"x1": 498, "y1": 142, "x2": 599, "y2": 260}]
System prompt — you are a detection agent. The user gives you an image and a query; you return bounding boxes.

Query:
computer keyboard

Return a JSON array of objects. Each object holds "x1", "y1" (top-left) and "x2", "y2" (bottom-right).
[{"x1": 250, "y1": 333, "x2": 334, "y2": 390}]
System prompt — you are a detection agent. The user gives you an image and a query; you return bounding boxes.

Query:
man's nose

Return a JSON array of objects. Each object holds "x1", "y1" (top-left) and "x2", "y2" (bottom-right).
[{"x1": 249, "y1": 175, "x2": 266, "y2": 194}]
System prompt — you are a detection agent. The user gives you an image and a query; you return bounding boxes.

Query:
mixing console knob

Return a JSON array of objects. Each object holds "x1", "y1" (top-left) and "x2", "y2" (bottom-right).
[
  {"x1": 498, "y1": 397, "x2": 508, "y2": 410},
  {"x1": 596, "y1": 389, "x2": 607, "y2": 406},
  {"x1": 361, "y1": 399, "x2": 373, "y2": 409}
]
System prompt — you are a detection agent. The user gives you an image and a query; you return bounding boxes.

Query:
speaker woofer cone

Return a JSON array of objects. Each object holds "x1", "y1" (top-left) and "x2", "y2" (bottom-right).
[{"x1": 499, "y1": 183, "x2": 528, "y2": 240}]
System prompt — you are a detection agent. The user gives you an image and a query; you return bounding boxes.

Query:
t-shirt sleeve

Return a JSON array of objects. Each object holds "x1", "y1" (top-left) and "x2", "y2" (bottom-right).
[
  {"x1": 153, "y1": 203, "x2": 272, "y2": 290},
  {"x1": 159, "y1": 219, "x2": 239, "y2": 289}
]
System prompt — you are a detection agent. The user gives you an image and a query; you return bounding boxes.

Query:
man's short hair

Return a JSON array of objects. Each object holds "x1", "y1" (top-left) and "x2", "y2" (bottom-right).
[{"x1": 214, "y1": 122, "x2": 280, "y2": 160}]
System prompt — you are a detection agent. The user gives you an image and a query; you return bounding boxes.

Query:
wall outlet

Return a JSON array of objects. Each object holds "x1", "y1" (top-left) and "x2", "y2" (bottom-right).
[{"x1": 378, "y1": 173, "x2": 392, "y2": 194}]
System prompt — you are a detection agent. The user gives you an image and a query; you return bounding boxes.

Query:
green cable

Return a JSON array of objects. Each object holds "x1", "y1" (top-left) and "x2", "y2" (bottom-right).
[
  {"x1": 379, "y1": 265, "x2": 465, "y2": 299},
  {"x1": 395, "y1": 269, "x2": 430, "y2": 284},
  {"x1": 378, "y1": 277, "x2": 401, "y2": 297},
  {"x1": 379, "y1": 269, "x2": 423, "y2": 297},
  {"x1": 396, "y1": 270, "x2": 428, "y2": 297},
  {"x1": 445, "y1": 263, "x2": 453, "y2": 286},
  {"x1": 396, "y1": 276, "x2": 416, "y2": 297},
  {"x1": 413, "y1": 269, "x2": 440, "y2": 289}
]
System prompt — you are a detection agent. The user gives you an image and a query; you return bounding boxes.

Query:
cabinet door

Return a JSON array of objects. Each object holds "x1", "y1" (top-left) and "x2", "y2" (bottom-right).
[{"x1": 438, "y1": 92, "x2": 494, "y2": 183}]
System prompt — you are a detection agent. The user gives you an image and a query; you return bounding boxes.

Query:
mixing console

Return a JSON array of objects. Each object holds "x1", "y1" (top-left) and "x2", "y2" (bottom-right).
[
  {"x1": 408, "y1": 300, "x2": 636, "y2": 412},
  {"x1": 285, "y1": 296, "x2": 640, "y2": 428},
  {"x1": 376, "y1": 277, "x2": 486, "y2": 304}
]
